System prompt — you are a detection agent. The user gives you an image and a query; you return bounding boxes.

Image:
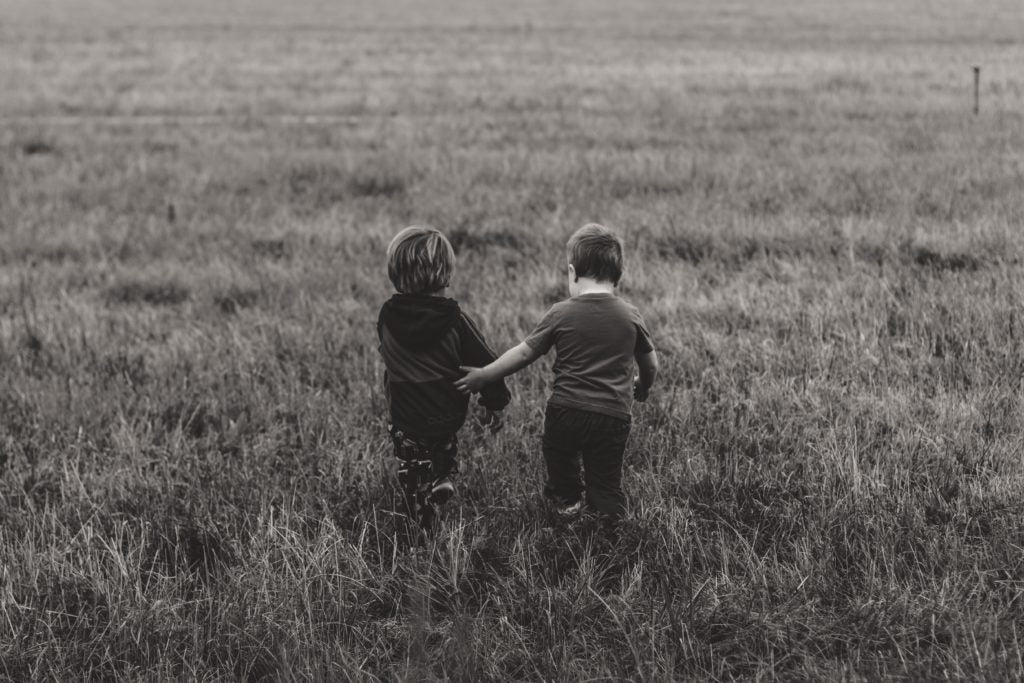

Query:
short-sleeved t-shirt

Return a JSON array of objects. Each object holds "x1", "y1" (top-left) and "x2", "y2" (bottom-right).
[{"x1": 523, "y1": 292, "x2": 654, "y2": 420}]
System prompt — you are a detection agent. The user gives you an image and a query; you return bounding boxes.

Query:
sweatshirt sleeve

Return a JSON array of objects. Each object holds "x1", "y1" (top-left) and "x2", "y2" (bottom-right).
[{"x1": 457, "y1": 312, "x2": 512, "y2": 411}]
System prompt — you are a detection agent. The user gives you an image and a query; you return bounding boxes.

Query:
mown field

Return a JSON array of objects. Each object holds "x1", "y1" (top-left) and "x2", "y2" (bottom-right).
[{"x1": 2, "y1": 0, "x2": 1024, "y2": 679}]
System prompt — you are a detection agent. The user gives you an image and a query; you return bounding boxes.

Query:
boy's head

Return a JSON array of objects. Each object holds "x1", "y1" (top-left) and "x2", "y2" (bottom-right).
[
  {"x1": 566, "y1": 223, "x2": 623, "y2": 286},
  {"x1": 387, "y1": 226, "x2": 455, "y2": 294}
]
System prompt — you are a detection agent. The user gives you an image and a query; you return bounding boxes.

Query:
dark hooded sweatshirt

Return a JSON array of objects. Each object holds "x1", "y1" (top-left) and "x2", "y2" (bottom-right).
[{"x1": 377, "y1": 294, "x2": 511, "y2": 440}]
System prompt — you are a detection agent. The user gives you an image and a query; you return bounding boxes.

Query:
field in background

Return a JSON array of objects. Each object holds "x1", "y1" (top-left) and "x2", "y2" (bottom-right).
[{"x1": 2, "y1": 0, "x2": 1024, "y2": 679}]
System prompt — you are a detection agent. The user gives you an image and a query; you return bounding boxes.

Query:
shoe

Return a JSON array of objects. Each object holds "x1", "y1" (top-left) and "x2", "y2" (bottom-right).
[
  {"x1": 428, "y1": 478, "x2": 454, "y2": 505},
  {"x1": 556, "y1": 500, "x2": 582, "y2": 516}
]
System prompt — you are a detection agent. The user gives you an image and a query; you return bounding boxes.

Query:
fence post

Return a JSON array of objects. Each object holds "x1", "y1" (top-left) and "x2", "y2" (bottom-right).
[{"x1": 973, "y1": 66, "x2": 980, "y2": 115}]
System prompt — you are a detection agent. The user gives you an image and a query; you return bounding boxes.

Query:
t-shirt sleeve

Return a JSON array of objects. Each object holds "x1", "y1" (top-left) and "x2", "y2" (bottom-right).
[
  {"x1": 632, "y1": 308, "x2": 655, "y2": 355},
  {"x1": 523, "y1": 305, "x2": 561, "y2": 355}
]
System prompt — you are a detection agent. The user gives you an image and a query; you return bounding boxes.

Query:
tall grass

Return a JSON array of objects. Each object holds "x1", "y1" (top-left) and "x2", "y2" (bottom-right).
[{"x1": 2, "y1": 0, "x2": 1024, "y2": 679}]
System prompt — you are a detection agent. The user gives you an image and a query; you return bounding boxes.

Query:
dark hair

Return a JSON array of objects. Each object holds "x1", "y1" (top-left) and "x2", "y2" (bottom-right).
[
  {"x1": 566, "y1": 223, "x2": 623, "y2": 285},
  {"x1": 386, "y1": 226, "x2": 455, "y2": 293}
]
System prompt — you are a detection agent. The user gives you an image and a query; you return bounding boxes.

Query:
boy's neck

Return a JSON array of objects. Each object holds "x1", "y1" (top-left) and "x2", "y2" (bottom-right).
[{"x1": 573, "y1": 278, "x2": 615, "y2": 296}]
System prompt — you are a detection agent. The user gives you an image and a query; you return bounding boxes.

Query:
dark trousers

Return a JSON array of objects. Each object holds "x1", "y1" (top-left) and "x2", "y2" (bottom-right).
[
  {"x1": 390, "y1": 427, "x2": 458, "y2": 529},
  {"x1": 542, "y1": 404, "x2": 631, "y2": 519}
]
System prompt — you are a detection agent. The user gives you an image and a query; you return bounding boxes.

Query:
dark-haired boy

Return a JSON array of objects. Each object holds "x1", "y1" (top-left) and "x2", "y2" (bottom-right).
[
  {"x1": 378, "y1": 226, "x2": 511, "y2": 530},
  {"x1": 456, "y1": 223, "x2": 658, "y2": 521}
]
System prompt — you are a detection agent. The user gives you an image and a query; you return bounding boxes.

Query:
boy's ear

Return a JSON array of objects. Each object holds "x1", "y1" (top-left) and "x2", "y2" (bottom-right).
[{"x1": 568, "y1": 263, "x2": 578, "y2": 283}]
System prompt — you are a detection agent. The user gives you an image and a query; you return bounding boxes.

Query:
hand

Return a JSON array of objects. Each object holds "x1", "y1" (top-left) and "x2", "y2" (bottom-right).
[
  {"x1": 454, "y1": 366, "x2": 488, "y2": 395},
  {"x1": 633, "y1": 376, "x2": 649, "y2": 402}
]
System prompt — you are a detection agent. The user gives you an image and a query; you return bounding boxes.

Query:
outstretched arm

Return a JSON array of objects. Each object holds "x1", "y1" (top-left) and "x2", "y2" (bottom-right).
[
  {"x1": 455, "y1": 342, "x2": 542, "y2": 394},
  {"x1": 633, "y1": 349, "x2": 659, "y2": 402}
]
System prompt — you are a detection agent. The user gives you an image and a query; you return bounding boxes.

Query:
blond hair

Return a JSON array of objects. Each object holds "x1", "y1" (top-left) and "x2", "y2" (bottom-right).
[{"x1": 386, "y1": 226, "x2": 455, "y2": 294}]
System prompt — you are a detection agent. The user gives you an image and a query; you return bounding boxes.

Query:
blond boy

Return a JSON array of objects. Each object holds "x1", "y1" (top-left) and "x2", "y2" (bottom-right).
[{"x1": 378, "y1": 226, "x2": 510, "y2": 529}]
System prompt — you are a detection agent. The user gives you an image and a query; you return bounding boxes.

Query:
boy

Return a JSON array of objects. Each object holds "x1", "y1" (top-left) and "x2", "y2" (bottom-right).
[
  {"x1": 456, "y1": 223, "x2": 657, "y2": 521},
  {"x1": 378, "y1": 226, "x2": 510, "y2": 529}
]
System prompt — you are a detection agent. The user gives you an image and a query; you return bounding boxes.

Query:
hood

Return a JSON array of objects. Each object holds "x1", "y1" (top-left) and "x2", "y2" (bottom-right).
[{"x1": 379, "y1": 294, "x2": 461, "y2": 350}]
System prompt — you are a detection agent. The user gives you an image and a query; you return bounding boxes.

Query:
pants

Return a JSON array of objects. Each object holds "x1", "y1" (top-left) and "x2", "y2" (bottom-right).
[
  {"x1": 542, "y1": 403, "x2": 632, "y2": 519},
  {"x1": 390, "y1": 426, "x2": 458, "y2": 529}
]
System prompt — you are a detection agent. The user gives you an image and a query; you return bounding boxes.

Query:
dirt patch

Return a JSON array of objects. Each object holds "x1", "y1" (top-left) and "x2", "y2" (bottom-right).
[
  {"x1": 905, "y1": 245, "x2": 982, "y2": 274},
  {"x1": 105, "y1": 280, "x2": 190, "y2": 306},
  {"x1": 656, "y1": 232, "x2": 988, "y2": 274},
  {"x1": 656, "y1": 233, "x2": 718, "y2": 265},
  {"x1": 448, "y1": 227, "x2": 527, "y2": 254},
  {"x1": 21, "y1": 138, "x2": 57, "y2": 156},
  {"x1": 251, "y1": 237, "x2": 291, "y2": 260},
  {"x1": 347, "y1": 167, "x2": 407, "y2": 198},
  {"x1": 214, "y1": 287, "x2": 262, "y2": 315},
  {"x1": 657, "y1": 233, "x2": 832, "y2": 267},
  {"x1": 286, "y1": 160, "x2": 408, "y2": 207},
  {"x1": 286, "y1": 162, "x2": 350, "y2": 206}
]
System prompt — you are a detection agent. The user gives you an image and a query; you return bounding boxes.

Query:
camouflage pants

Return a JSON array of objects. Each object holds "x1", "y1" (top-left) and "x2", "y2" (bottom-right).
[{"x1": 390, "y1": 427, "x2": 459, "y2": 529}]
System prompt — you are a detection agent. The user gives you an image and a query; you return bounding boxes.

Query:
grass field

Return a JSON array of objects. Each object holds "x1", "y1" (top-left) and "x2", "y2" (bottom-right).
[{"x1": 3, "y1": 0, "x2": 1024, "y2": 679}]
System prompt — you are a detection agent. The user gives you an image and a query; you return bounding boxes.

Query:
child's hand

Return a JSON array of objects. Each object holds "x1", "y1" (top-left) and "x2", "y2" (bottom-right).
[
  {"x1": 454, "y1": 366, "x2": 488, "y2": 395},
  {"x1": 633, "y1": 376, "x2": 650, "y2": 402}
]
